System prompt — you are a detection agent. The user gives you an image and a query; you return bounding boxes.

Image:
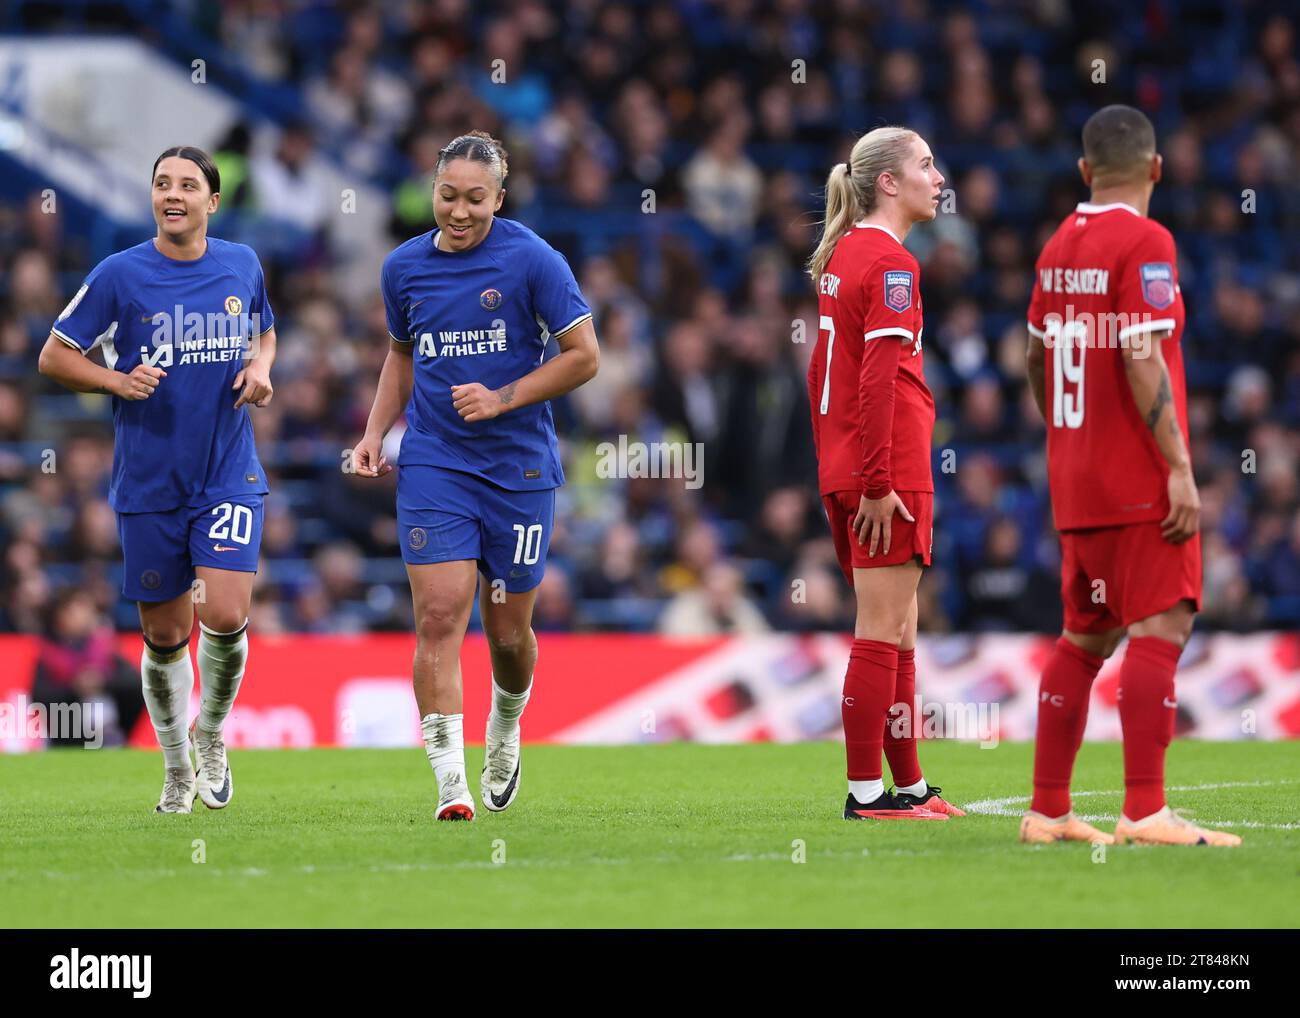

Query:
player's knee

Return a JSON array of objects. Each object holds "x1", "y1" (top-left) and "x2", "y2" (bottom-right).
[
  {"x1": 1063, "y1": 629, "x2": 1122, "y2": 659},
  {"x1": 199, "y1": 609, "x2": 248, "y2": 637},
  {"x1": 142, "y1": 621, "x2": 192, "y2": 651},
  {"x1": 855, "y1": 614, "x2": 908, "y2": 645},
  {"x1": 484, "y1": 624, "x2": 532, "y2": 657},
  {"x1": 1097, "y1": 631, "x2": 1124, "y2": 658},
  {"x1": 415, "y1": 599, "x2": 467, "y2": 643},
  {"x1": 1130, "y1": 602, "x2": 1196, "y2": 648}
]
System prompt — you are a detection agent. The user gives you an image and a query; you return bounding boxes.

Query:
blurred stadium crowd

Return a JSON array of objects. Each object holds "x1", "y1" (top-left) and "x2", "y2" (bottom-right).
[{"x1": 2, "y1": 0, "x2": 1299, "y2": 647}]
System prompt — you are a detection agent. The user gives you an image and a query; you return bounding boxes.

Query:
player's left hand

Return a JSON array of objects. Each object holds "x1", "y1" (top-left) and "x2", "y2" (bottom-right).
[
  {"x1": 233, "y1": 362, "x2": 273, "y2": 409},
  {"x1": 451, "y1": 382, "x2": 504, "y2": 422}
]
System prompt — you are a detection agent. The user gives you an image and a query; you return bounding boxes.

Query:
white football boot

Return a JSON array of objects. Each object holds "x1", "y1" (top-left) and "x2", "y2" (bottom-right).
[
  {"x1": 155, "y1": 763, "x2": 197, "y2": 814},
  {"x1": 190, "y1": 720, "x2": 234, "y2": 810},
  {"x1": 480, "y1": 711, "x2": 521, "y2": 812},
  {"x1": 436, "y1": 769, "x2": 475, "y2": 821}
]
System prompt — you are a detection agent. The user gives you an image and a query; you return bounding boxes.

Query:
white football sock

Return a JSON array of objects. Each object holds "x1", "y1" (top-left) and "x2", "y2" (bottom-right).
[
  {"x1": 896, "y1": 778, "x2": 928, "y2": 798},
  {"x1": 421, "y1": 712, "x2": 466, "y2": 790},
  {"x1": 196, "y1": 619, "x2": 248, "y2": 734},
  {"x1": 489, "y1": 676, "x2": 531, "y2": 738},
  {"x1": 849, "y1": 779, "x2": 885, "y2": 804},
  {"x1": 141, "y1": 639, "x2": 193, "y2": 770}
]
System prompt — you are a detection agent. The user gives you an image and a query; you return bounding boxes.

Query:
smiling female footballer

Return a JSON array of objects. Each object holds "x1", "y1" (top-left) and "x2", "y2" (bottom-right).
[
  {"x1": 39, "y1": 145, "x2": 276, "y2": 814},
  {"x1": 354, "y1": 131, "x2": 599, "y2": 821}
]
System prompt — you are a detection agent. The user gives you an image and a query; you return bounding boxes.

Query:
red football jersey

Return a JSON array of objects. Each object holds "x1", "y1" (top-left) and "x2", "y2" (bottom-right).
[
  {"x1": 808, "y1": 223, "x2": 935, "y2": 499},
  {"x1": 1027, "y1": 202, "x2": 1189, "y2": 531}
]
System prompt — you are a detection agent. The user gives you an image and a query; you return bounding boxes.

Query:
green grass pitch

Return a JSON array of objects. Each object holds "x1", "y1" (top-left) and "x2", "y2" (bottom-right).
[{"x1": 1, "y1": 741, "x2": 1296, "y2": 927}]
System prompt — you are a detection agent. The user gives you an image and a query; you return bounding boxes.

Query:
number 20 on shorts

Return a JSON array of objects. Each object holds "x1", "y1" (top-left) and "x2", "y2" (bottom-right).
[{"x1": 208, "y1": 502, "x2": 254, "y2": 545}]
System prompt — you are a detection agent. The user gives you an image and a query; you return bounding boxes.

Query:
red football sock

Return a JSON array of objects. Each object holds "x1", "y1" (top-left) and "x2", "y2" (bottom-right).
[
  {"x1": 883, "y1": 647, "x2": 923, "y2": 788},
  {"x1": 843, "y1": 639, "x2": 898, "y2": 781},
  {"x1": 1118, "y1": 635, "x2": 1182, "y2": 821},
  {"x1": 1031, "y1": 637, "x2": 1105, "y2": 817}
]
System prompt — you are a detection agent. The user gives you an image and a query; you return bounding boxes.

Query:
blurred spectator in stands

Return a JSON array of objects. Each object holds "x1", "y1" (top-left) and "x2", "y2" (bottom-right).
[
  {"x1": 959, "y1": 374, "x2": 1015, "y2": 444},
  {"x1": 739, "y1": 487, "x2": 816, "y2": 580},
  {"x1": 9, "y1": 249, "x2": 61, "y2": 348},
  {"x1": 534, "y1": 567, "x2": 577, "y2": 631},
  {"x1": 471, "y1": 16, "x2": 552, "y2": 131},
  {"x1": 961, "y1": 517, "x2": 1060, "y2": 631},
  {"x1": 773, "y1": 562, "x2": 855, "y2": 632},
  {"x1": 0, "y1": 381, "x2": 28, "y2": 441},
  {"x1": 712, "y1": 316, "x2": 815, "y2": 517},
  {"x1": 390, "y1": 130, "x2": 441, "y2": 238},
  {"x1": 1222, "y1": 365, "x2": 1272, "y2": 448},
  {"x1": 570, "y1": 307, "x2": 652, "y2": 431},
  {"x1": 29, "y1": 589, "x2": 144, "y2": 747},
  {"x1": 580, "y1": 520, "x2": 656, "y2": 600},
  {"x1": 682, "y1": 112, "x2": 763, "y2": 239},
  {"x1": 1202, "y1": 532, "x2": 1266, "y2": 631},
  {"x1": 251, "y1": 121, "x2": 331, "y2": 236},
  {"x1": 658, "y1": 562, "x2": 770, "y2": 636},
  {"x1": 212, "y1": 121, "x2": 255, "y2": 213},
  {"x1": 659, "y1": 516, "x2": 722, "y2": 594},
  {"x1": 948, "y1": 453, "x2": 1004, "y2": 567},
  {"x1": 308, "y1": 541, "x2": 368, "y2": 632},
  {"x1": 62, "y1": 499, "x2": 120, "y2": 566},
  {"x1": 652, "y1": 320, "x2": 719, "y2": 445}
]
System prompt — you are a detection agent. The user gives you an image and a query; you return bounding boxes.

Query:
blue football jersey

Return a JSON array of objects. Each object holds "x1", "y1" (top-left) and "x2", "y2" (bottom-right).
[
  {"x1": 51, "y1": 237, "x2": 274, "y2": 513},
  {"x1": 381, "y1": 217, "x2": 592, "y2": 490}
]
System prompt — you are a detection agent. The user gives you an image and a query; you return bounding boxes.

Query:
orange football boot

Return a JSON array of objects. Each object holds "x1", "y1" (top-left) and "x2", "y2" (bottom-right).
[
  {"x1": 1019, "y1": 810, "x2": 1114, "y2": 844},
  {"x1": 1113, "y1": 807, "x2": 1241, "y2": 847}
]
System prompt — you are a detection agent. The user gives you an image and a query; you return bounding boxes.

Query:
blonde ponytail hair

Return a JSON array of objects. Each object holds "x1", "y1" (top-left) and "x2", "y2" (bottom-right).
[{"x1": 807, "y1": 126, "x2": 918, "y2": 283}]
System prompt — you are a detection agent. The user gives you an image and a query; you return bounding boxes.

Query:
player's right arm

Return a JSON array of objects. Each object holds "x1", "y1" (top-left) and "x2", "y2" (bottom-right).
[
  {"x1": 355, "y1": 340, "x2": 413, "y2": 478},
  {"x1": 806, "y1": 352, "x2": 821, "y2": 458},
  {"x1": 355, "y1": 256, "x2": 415, "y2": 478},
  {"x1": 38, "y1": 334, "x2": 164, "y2": 398},
  {"x1": 37, "y1": 261, "x2": 164, "y2": 399},
  {"x1": 1025, "y1": 264, "x2": 1048, "y2": 421}
]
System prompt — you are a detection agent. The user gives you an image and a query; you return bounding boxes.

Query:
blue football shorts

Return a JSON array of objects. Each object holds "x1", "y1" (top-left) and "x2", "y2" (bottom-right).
[
  {"x1": 396, "y1": 464, "x2": 555, "y2": 593},
  {"x1": 117, "y1": 494, "x2": 264, "y2": 602}
]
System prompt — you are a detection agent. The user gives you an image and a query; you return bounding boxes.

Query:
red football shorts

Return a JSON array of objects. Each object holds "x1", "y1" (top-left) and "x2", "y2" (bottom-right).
[
  {"x1": 823, "y1": 489, "x2": 933, "y2": 583},
  {"x1": 1059, "y1": 521, "x2": 1202, "y2": 633}
]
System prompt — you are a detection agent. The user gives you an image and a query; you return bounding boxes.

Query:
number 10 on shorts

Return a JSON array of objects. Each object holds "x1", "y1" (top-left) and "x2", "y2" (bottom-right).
[{"x1": 513, "y1": 523, "x2": 542, "y2": 565}]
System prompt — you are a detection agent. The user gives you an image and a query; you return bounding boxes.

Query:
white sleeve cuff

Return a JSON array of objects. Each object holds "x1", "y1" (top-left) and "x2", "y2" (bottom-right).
[
  {"x1": 551, "y1": 312, "x2": 594, "y2": 338},
  {"x1": 864, "y1": 327, "x2": 914, "y2": 341},
  {"x1": 1117, "y1": 318, "x2": 1176, "y2": 341},
  {"x1": 51, "y1": 328, "x2": 88, "y2": 355},
  {"x1": 1026, "y1": 322, "x2": 1047, "y2": 340}
]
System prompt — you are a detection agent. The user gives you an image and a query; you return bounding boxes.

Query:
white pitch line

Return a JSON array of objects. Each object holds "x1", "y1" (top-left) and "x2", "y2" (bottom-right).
[{"x1": 964, "y1": 780, "x2": 1300, "y2": 831}]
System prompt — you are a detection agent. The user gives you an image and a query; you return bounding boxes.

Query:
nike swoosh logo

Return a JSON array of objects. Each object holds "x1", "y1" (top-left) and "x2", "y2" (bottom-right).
[
  {"x1": 210, "y1": 768, "x2": 230, "y2": 803},
  {"x1": 488, "y1": 762, "x2": 519, "y2": 808},
  {"x1": 212, "y1": 544, "x2": 240, "y2": 552},
  {"x1": 1163, "y1": 697, "x2": 1178, "y2": 709}
]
